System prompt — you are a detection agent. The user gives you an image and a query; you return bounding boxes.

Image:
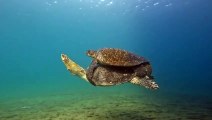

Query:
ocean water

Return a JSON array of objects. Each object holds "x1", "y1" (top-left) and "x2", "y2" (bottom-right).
[{"x1": 0, "y1": 0, "x2": 212, "y2": 120}]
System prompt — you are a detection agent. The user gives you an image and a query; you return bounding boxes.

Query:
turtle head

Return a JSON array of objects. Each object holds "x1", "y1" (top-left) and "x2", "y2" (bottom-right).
[{"x1": 86, "y1": 50, "x2": 97, "y2": 58}]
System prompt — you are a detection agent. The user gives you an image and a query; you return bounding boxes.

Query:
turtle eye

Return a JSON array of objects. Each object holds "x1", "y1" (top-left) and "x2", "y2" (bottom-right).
[
  {"x1": 86, "y1": 50, "x2": 92, "y2": 56},
  {"x1": 87, "y1": 50, "x2": 96, "y2": 57}
]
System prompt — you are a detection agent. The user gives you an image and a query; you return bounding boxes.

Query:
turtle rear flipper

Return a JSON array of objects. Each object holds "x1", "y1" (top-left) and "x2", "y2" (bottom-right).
[
  {"x1": 130, "y1": 76, "x2": 159, "y2": 90},
  {"x1": 61, "y1": 54, "x2": 88, "y2": 81}
]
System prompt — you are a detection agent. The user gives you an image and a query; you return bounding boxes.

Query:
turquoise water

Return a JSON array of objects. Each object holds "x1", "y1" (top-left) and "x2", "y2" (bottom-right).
[{"x1": 0, "y1": 0, "x2": 212, "y2": 120}]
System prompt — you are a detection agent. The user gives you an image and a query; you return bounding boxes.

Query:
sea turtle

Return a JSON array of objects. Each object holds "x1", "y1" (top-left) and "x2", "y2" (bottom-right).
[{"x1": 61, "y1": 48, "x2": 159, "y2": 89}]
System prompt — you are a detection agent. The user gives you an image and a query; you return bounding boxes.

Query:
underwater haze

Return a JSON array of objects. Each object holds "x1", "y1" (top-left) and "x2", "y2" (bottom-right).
[{"x1": 0, "y1": 0, "x2": 212, "y2": 120}]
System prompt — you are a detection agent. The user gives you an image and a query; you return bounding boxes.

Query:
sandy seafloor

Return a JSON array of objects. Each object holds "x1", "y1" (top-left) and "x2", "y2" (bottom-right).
[{"x1": 0, "y1": 85, "x2": 211, "y2": 120}]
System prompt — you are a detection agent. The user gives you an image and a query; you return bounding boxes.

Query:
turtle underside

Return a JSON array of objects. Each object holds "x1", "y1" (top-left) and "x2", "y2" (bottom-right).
[{"x1": 86, "y1": 60, "x2": 134, "y2": 86}]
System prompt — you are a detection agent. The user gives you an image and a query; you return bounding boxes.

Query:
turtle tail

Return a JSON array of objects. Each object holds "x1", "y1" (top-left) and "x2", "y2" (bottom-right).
[{"x1": 61, "y1": 54, "x2": 88, "y2": 81}]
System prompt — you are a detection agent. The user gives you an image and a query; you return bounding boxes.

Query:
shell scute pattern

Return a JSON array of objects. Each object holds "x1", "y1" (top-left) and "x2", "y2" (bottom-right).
[{"x1": 98, "y1": 48, "x2": 145, "y2": 66}]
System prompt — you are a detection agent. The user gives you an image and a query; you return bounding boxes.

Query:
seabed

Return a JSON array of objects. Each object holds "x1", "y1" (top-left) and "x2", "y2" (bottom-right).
[{"x1": 0, "y1": 89, "x2": 211, "y2": 120}]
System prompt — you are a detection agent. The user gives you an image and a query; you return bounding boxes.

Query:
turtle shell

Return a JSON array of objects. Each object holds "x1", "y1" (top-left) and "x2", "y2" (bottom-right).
[
  {"x1": 86, "y1": 60, "x2": 134, "y2": 86},
  {"x1": 95, "y1": 48, "x2": 148, "y2": 67}
]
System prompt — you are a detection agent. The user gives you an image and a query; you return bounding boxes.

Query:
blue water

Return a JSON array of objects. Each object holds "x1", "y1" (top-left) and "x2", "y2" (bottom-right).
[{"x1": 0, "y1": 0, "x2": 212, "y2": 119}]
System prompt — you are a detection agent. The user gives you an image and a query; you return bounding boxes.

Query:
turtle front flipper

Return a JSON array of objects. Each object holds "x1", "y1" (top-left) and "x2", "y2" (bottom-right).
[
  {"x1": 130, "y1": 76, "x2": 159, "y2": 90},
  {"x1": 61, "y1": 54, "x2": 88, "y2": 82}
]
